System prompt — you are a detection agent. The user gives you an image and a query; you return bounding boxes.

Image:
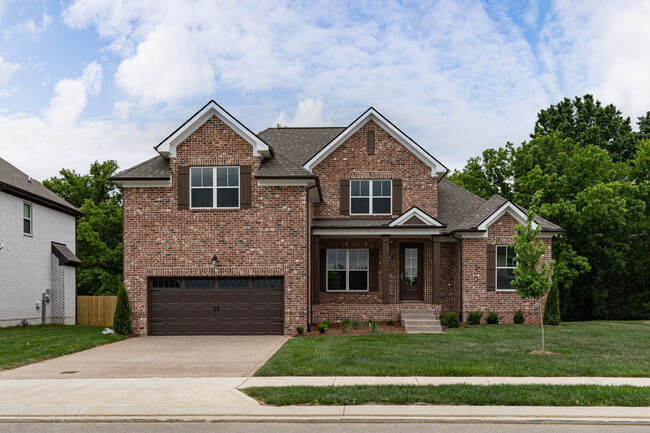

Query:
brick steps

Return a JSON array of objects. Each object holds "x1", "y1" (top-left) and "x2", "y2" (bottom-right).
[{"x1": 400, "y1": 309, "x2": 443, "y2": 333}]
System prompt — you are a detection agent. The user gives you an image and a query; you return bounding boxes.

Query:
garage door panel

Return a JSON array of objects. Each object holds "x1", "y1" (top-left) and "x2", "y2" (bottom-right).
[{"x1": 150, "y1": 277, "x2": 284, "y2": 335}]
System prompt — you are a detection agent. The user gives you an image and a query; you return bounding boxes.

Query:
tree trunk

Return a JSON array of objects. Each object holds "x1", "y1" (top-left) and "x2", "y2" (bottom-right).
[{"x1": 539, "y1": 299, "x2": 545, "y2": 353}]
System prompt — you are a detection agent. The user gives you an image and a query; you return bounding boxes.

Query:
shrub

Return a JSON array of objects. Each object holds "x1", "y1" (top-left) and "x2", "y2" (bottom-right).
[
  {"x1": 543, "y1": 283, "x2": 561, "y2": 325},
  {"x1": 342, "y1": 318, "x2": 351, "y2": 331},
  {"x1": 513, "y1": 310, "x2": 525, "y2": 324},
  {"x1": 486, "y1": 311, "x2": 500, "y2": 325},
  {"x1": 349, "y1": 319, "x2": 366, "y2": 330},
  {"x1": 318, "y1": 323, "x2": 328, "y2": 334},
  {"x1": 386, "y1": 319, "x2": 394, "y2": 326},
  {"x1": 322, "y1": 320, "x2": 331, "y2": 328},
  {"x1": 368, "y1": 318, "x2": 381, "y2": 334},
  {"x1": 296, "y1": 326, "x2": 304, "y2": 335},
  {"x1": 466, "y1": 311, "x2": 483, "y2": 325},
  {"x1": 113, "y1": 282, "x2": 132, "y2": 335},
  {"x1": 440, "y1": 311, "x2": 460, "y2": 328}
]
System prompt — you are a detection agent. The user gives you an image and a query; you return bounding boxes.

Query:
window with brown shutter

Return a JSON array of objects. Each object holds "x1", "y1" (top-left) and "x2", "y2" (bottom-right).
[
  {"x1": 340, "y1": 179, "x2": 349, "y2": 215},
  {"x1": 177, "y1": 166, "x2": 189, "y2": 210},
  {"x1": 392, "y1": 179, "x2": 402, "y2": 214},
  {"x1": 369, "y1": 248, "x2": 379, "y2": 291},
  {"x1": 240, "y1": 165, "x2": 252, "y2": 208},
  {"x1": 487, "y1": 244, "x2": 496, "y2": 291}
]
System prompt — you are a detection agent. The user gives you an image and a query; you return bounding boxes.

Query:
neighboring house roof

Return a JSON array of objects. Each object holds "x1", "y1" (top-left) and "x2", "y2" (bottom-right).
[
  {"x1": 437, "y1": 179, "x2": 564, "y2": 233},
  {"x1": 0, "y1": 157, "x2": 82, "y2": 216},
  {"x1": 51, "y1": 242, "x2": 82, "y2": 267}
]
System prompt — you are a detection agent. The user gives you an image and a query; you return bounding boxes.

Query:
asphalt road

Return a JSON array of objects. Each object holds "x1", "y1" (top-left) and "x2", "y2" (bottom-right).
[{"x1": 0, "y1": 423, "x2": 648, "y2": 432}]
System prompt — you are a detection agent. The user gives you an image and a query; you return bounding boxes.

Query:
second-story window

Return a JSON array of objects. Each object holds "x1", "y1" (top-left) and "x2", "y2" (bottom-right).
[
  {"x1": 23, "y1": 202, "x2": 32, "y2": 235},
  {"x1": 190, "y1": 166, "x2": 239, "y2": 209},
  {"x1": 350, "y1": 179, "x2": 391, "y2": 215}
]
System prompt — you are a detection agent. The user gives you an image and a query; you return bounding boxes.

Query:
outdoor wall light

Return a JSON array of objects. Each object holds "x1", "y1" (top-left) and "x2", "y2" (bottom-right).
[{"x1": 211, "y1": 255, "x2": 219, "y2": 266}]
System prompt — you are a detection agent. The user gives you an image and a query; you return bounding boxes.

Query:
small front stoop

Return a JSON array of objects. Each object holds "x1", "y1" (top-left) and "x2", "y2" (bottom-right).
[{"x1": 400, "y1": 309, "x2": 443, "y2": 333}]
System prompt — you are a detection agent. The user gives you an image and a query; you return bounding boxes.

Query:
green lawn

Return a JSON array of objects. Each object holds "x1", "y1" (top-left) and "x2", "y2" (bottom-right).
[
  {"x1": 245, "y1": 384, "x2": 650, "y2": 406},
  {"x1": 0, "y1": 324, "x2": 126, "y2": 371},
  {"x1": 255, "y1": 321, "x2": 650, "y2": 377}
]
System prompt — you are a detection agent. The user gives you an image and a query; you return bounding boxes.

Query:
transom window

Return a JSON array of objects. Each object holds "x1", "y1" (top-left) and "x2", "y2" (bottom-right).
[
  {"x1": 23, "y1": 203, "x2": 32, "y2": 235},
  {"x1": 326, "y1": 249, "x2": 369, "y2": 291},
  {"x1": 496, "y1": 245, "x2": 516, "y2": 291},
  {"x1": 190, "y1": 166, "x2": 239, "y2": 209},
  {"x1": 350, "y1": 179, "x2": 391, "y2": 215}
]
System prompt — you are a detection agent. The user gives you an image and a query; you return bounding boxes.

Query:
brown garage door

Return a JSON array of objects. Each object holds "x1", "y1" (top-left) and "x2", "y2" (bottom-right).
[{"x1": 149, "y1": 277, "x2": 284, "y2": 335}]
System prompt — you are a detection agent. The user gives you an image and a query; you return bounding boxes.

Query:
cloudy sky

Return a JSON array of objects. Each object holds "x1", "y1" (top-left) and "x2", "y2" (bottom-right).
[{"x1": 1, "y1": 0, "x2": 649, "y2": 180}]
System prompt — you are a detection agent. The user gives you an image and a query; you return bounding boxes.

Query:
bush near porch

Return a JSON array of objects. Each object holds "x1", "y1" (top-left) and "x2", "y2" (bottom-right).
[{"x1": 255, "y1": 321, "x2": 650, "y2": 377}]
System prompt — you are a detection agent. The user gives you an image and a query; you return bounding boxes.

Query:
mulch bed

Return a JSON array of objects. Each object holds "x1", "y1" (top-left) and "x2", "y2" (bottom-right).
[{"x1": 298, "y1": 321, "x2": 406, "y2": 337}]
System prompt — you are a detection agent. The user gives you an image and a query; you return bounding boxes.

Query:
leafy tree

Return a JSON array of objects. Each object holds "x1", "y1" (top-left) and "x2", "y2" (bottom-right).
[
  {"x1": 113, "y1": 281, "x2": 132, "y2": 335},
  {"x1": 510, "y1": 191, "x2": 554, "y2": 352},
  {"x1": 43, "y1": 160, "x2": 123, "y2": 295},
  {"x1": 543, "y1": 282, "x2": 561, "y2": 325},
  {"x1": 533, "y1": 94, "x2": 637, "y2": 161},
  {"x1": 638, "y1": 112, "x2": 650, "y2": 141},
  {"x1": 447, "y1": 142, "x2": 514, "y2": 200}
]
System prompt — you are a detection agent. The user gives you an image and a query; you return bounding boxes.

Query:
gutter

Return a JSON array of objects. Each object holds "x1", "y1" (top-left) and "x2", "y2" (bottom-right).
[{"x1": 0, "y1": 182, "x2": 83, "y2": 217}]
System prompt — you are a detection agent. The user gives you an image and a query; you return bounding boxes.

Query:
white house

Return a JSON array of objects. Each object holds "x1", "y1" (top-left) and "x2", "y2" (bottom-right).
[{"x1": 0, "y1": 157, "x2": 82, "y2": 327}]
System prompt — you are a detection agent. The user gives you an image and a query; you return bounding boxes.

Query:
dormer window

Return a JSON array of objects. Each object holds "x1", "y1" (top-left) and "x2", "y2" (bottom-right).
[{"x1": 350, "y1": 179, "x2": 392, "y2": 215}]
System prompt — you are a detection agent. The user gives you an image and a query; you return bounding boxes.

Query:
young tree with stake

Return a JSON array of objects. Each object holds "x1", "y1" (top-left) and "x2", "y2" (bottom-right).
[{"x1": 511, "y1": 191, "x2": 555, "y2": 352}]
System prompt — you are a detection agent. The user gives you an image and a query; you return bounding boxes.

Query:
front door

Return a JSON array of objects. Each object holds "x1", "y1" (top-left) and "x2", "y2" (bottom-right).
[{"x1": 400, "y1": 243, "x2": 423, "y2": 301}]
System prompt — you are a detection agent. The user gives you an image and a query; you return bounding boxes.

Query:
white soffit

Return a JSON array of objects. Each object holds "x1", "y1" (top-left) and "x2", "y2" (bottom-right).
[
  {"x1": 303, "y1": 108, "x2": 447, "y2": 177},
  {"x1": 390, "y1": 207, "x2": 443, "y2": 227},
  {"x1": 155, "y1": 101, "x2": 271, "y2": 159},
  {"x1": 476, "y1": 201, "x2": 537, "y2": 231}
]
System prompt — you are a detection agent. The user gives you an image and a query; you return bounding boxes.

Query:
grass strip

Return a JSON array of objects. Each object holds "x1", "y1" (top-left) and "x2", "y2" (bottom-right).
[
  {"x1": 0, "y1": 324, "x2": 126, "y2": 370},
  {"x1": 245, "y1": 384, "x2": 650, "y2": 407},
  {"x1": 255, "y1": 321, "x2": 650, "y2": 377}
]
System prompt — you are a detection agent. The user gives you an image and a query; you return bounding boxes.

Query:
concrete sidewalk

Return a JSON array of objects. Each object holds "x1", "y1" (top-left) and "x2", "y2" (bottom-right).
[{"x1": 0, "y1": 377, "x2": 648, "y2": 423}]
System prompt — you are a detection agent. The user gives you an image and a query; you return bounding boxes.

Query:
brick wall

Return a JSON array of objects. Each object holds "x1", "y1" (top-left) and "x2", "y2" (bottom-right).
[
  {"x1": 461, "y1": 213, "x2": 553, "y2": 324},
  {"x1": 122, "y1": 115, "x2": 309, "y2": 335},
  {"x1": 313, "y1": 120, "x2": 439, "y2": 218}
]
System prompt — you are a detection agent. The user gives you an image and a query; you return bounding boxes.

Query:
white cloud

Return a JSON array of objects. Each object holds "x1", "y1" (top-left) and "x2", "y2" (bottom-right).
[
  {"x1": 42, "y1": 62, "x2": 103, "y2": 124},
  {"x1": 0, "y1": 111, "x2": 173, "y2": 180},
  {"x1": 0, "y1": 56, "x2": 19, "y2": 86},
  {"x1": 275, "y1": 98, "x2": 331, "y2": 127}
]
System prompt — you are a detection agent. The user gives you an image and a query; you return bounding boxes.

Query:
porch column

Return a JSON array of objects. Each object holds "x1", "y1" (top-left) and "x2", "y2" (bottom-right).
[
  {"x1": 433, "y1": 236, "x2": 441, "y2": 304},
  {"x1": 312, "y1": 236, "x2": 320, "y2": 304},
  {"x1": 382, "y1": 235, "x2": 390, "y2": 304}
]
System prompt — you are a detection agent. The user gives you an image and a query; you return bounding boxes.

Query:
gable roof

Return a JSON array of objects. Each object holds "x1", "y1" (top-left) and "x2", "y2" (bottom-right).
[
  {"x1": 111, "y1": 155, "x2": 171, "y2": 181},
  {"x1": 155, "y1": 100, "x2": 272, "y2": 159},
  {"x1": 437, "y1": 179, "x2": 564, "y2": 233},
  {"x1": 390, "y1": 206, "x2": 444, "y2": 227},
  {"x1": 0, "y1": 157, "x2": 82, "y2": 216},
  {"x1": 302, "y1": 108, "x2": 448, "y2": 177}
]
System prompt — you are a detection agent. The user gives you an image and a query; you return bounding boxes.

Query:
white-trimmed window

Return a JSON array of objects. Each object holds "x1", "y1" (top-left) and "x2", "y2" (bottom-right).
[
  {"x1": 23, "y1": 202, "x2": 32, "y2": 235},
  {"x1": 326, "y1": 249, "x2": 369, "y2": 291},
  {"x1": 350, "y1": 179, "x2": 391, "y2": 215},
  {"x1": 496, "y1": 245, "x2": 516, "y2": 291},
  {"x1": 190, "y1": 166, "x2": 239, "y2": 209}
]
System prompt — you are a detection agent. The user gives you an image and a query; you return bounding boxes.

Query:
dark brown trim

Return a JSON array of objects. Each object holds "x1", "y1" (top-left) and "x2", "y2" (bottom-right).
[
  {"x1": 312, "y1": 236, "x2": 321, "y2": 304},
  {"x1": 340, "y1": 179, "x2": 350, "y2": 215},
  {"x1": 487, "y1": 244, "x2": 496, "y2": 292},
  {"x1": 367, "y1": 129, "x2": 375, "y2": 154},
  {"x1": 177, "y1": 166, "x2": 189, "y2": 210},
  {"x1": 369, "y1": 248, "x2": 379, "y2": 291},
  {"x1": 0, "y1": 183, "x2": 82, "y2": 216},
  {"x1": 240, "y1": 165, "x2": 252, "y2": 209},
  {"x1": 382, "y1": 236, "x2": 390, "y2": 304},
  {"x1": 392, "y1": 179, "x2": 402, "y2": 214},
  {"x1": 432, "y1": 237, "x2": 441, "y2": 304}
]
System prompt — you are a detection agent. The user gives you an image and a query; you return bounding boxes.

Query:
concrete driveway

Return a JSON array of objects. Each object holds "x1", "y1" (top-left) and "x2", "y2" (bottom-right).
[{"x1": 0, "y1": 336, "x2": 288, "y2": 379}]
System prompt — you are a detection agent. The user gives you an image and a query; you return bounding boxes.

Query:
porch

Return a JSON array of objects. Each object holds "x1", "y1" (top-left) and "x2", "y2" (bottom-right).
[{"x1": 310, "y1": 216, "x2": 462, "y2": 323}]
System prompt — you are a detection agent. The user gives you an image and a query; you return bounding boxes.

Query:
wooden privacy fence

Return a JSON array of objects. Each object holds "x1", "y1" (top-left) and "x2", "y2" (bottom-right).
[{"x1": 76, "y1": 296, "x2": 117, "y2": 326}]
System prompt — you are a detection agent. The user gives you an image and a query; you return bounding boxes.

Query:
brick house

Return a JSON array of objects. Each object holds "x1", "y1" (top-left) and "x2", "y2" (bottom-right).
[
  {"x1": 111, "y1": 101, "x2": 563, "y2": 336},
  {"x1": 0, "y1": 157, "x2": 82, "y2": 327}
]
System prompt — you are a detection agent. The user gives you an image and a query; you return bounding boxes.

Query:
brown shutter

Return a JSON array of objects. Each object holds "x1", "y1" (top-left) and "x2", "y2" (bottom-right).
[
  {"x1": 340, "y1": 179, "x2": 349, "y2": 215},
  {"x1": 392, "y1": 179, "x2": 402, "y2": 214},
  {"x1": 320, "y1": 249, "x2": 327, "y2": 292},
  {"x1": 367, "y1": 130, "x2": 375, "y2": 154},
  {"x1": 369, "y1": 248, "x2": 379, "y2": 291},
  {"x1": 487, "y1": 244, "x2": 496, "y2": 292},
  {"x1": 240, "y1": 165, "x2": 252, "y2": 209},
  {"x1": 177, "y1": 166, "x2": 189, "y2": 210},
  {"x1": 312, "y1": 237, "x2": 320, "y2": 304}
]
